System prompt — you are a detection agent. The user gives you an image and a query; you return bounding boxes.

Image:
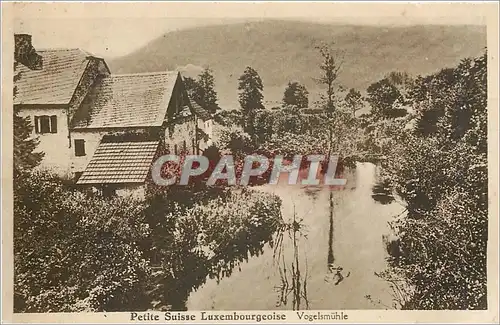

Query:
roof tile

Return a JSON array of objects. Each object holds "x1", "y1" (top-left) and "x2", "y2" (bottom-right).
[
  {"x1": 14, "y1": 49, "x2": 91, "y2": 105},
  {"x1": 76, "y1": 140, "x2": 160, "y2": 185},
  {"x1": 189, "y1": 98, "x2": 212, "y2": 121},
  {"x1": 73, "y1": 71, "x2": 179, "y2": 128}
]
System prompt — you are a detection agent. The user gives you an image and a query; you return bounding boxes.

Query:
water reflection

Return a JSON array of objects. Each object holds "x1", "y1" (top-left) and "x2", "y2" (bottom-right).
[
  {"x1": 187, "y1": 163, "x2": 402, "y2": 311},
  {"x1": 273, "y1": 205, "x2": 310, "y2": 310},
  {"x1": 325, "y1": 191, "x2": 351, "y2": 286}
]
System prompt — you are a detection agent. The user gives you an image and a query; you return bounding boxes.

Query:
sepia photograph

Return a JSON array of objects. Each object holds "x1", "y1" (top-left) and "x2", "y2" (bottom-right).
[{"x1": 1, "y1": 1, "x2": 499, "y2": 323}]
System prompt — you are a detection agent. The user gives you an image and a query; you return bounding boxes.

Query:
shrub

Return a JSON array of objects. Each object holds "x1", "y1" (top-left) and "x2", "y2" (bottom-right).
[
  {"x1": 14, "y1": 171, "x2": 151, "y2": 312},
  {"x1": 147, "y1": 187, "x2": 282, "y2": 310},
  {"x1": 375, "y1": 53, "x2": 488, "y2": 310}
]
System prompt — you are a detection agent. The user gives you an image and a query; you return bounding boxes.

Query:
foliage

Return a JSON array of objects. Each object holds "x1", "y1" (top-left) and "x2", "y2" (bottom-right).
[
  {"x1": 183, "y1": 68, "x2": 219, "y2": 114},
  {"x1": 283, "y1": 81, "x2": 309, "y2": 109},
  {"x1": 221, "y1": 102, "x2": 364, "y2": 169},
  {"x1": 202, "y1": 144, "x2": 222, "y2": 163},
  {"x1": 213, "y1": 109, "x2": 243, "y2": 128},
  {"x1": 238, "y1": 66, "x2": 265, "y2": 137},
  {"x1": 15, "y1": 167, "x2": 283, "y2": 312},
  {"x1": 366, "y1": 78, "x2": 403, "y2": 118},
  {"x1": 315, "y1": 44, "x2": 345, "y2": 112},
  {"x1": 385, "y1": 71, "x2": 413, "y2": 90},
  {"x1": 344, "y1": 88, "x2": 363, "y2": 118},
  {"x1": 14, "y1": 172, "x2": 151, "y2": 312},
  {"x1": 13, "y1": 61, "x2": 44, "y2": 176},
  {"x1": 144, "y1": 188, "x2": 282, "y2": 310},
  {"x1": 13, "y1": 109, "x2": 44, "y2": 176},
  {"x1": 183, "y1": 76, "x2": 198, "y2": 96},
  {"x1": 215, "y1": 125, "x2": 255, "y2": 158},
  {"x1": 373, "y1": 53, "x2": 488, "y2": 309},
  {"x1": 407, "y1": 68, "x2": 454, "y2": 136}
]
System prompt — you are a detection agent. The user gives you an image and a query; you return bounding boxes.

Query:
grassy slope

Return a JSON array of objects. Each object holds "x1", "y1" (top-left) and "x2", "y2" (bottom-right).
[{"x1": 108, "y1": 20, "x2": 486, "y2": 108}]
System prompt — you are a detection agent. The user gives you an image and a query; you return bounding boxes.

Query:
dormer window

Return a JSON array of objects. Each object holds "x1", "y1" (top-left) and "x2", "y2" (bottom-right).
[{"x1": 34, "y1": 115, "x2": 57, "y2": 134}]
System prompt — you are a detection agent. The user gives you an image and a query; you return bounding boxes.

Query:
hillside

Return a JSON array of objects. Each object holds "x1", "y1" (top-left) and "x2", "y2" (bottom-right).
[{"x1": 108, "y1": 20, "x2": 486, "y2": 109}]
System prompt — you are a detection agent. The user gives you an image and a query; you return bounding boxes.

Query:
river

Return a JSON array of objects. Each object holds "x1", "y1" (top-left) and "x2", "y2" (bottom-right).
[{"x1": 187, "y1": 162, "x2": 405, "y2": 310}]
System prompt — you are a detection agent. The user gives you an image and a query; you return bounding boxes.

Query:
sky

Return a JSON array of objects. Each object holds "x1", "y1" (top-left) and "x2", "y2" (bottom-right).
[{"x1": 10, "y1": 2, "x2": 490, "y2": 59}]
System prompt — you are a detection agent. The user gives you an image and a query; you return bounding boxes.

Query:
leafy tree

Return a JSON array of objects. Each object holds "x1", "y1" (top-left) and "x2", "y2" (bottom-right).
[
  {"x1": 238, "y1": 66, "x2": 264, "y2": 138},
  {"x1": 213, "y1": 109, "x2": 243, "y2": 128},
  {"x1": 183, "y1": 76, "x2": 198, "y2": 97},
  {"x1": 386, "y1": 71, "x2": 413, "y2": 90},
  {"x1": 409, "y1": 68, "x2": 457, "y2": 136},
  {"x1": 215, "y1": 125, "x2": 254, "y2": 158},
  {"x1": 315, "y1": 44, "x2": 344, "y2": 113},
  {"x1": 196, "y1": 68, "x2": 219, "y2": 114},
  {"x1": 183, "y1": 68, "x2": 219, "y2": 114},
  {"x1": 344, "y1": 88, "x2": 363, "y2": 118},
  {"x1": 13, "y1": 109, "x2": 44, "y2": 176},
  {"x1": 13, "y1": 61, "x2": 44, "y2": 177},
  {"x1": 366, "y1": 78, "x2": 402, "y2": 118},
  {"x1": 283, "y1": 81, "x2": 309, "y2": 109},
  {"x1": 375, "y1": 53, "x2": 487, "y2": 309}
]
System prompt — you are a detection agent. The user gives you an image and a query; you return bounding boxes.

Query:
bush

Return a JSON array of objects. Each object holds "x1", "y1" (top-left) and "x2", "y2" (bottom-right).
[
  {"x1": 146, "y1": 187, "x2": 282, "y2": 310},
  {"x1": 375, "y1": 53, "x2": 488, "y2": 310},
  {"x1": 14, "y1": 171, "x2": 151, "y2": 312}
]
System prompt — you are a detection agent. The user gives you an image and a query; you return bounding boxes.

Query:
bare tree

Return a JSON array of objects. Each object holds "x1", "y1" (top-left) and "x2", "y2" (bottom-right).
[{"x1": 315, "y1": 44, "x2": 345, "y2": 113}]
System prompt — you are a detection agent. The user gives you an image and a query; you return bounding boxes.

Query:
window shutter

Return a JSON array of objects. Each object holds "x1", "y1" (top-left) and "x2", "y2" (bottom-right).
[
  {"x1": 75, "y1": 139, "x2": 86, "y2": 157},
  {"x1": 34, "y1": 116, "x2": 40, "y2": 133},
  {"x1": 40, "y1": 116, "x2": 50, "y2": 133},
  {"x1": 50, "y1": 115, "x2": 57, "y2": 133}
]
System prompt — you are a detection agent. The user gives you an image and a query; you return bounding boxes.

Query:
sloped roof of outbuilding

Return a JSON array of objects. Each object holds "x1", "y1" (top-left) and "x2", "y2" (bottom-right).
[{"x1": 76, "y1": 140, "x2": 160, "y2": 185}]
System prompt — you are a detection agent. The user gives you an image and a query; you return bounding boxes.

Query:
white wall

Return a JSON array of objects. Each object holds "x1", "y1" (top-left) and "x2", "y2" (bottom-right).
[
  {"x1": 205, "y1": 119, "x2": 213, "y2": 146},
  {"x1": 17, "y1": 106, "x2": 72, "y2": 177},
  {"x1": 196, "y1": 118, "x2": 213, "y2": 152},
  {"x1": 69, "y1": 130, "x2": 106, "y2": 173},
  {"x1": 165, "y1": 118, "x2": 197, "y2": 154}
]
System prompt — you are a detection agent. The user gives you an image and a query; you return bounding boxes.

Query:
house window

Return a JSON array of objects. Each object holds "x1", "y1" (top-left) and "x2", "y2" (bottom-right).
[
  {"x1": 34, "y1": 115, "x2": 57, "y2": 134},
  {"x1": 74, "y1": 139, "x2": 86, "y2": 157}
]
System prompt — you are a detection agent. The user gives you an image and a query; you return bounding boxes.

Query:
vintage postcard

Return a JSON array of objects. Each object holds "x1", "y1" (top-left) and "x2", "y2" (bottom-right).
[{"x1": 1, "y1": 1, "x2": 499, "y2": 324}]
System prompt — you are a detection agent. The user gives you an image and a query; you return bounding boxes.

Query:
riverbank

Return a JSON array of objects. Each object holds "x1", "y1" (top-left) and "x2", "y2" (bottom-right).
[{"x1": 187, "y1": 163, "x2": 405, "y2": 310}]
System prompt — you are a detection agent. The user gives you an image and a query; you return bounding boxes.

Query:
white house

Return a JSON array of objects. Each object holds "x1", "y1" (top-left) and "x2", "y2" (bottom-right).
[{"x1": 14, "y1": 34, "x2": 213, "y2": 197}]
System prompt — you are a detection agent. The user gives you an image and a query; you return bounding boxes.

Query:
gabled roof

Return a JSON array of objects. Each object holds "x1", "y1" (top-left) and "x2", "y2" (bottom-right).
[
  {"x1": 72, "y1": 71, "x2": 179, "y2": 129},
  {"x1": 76, "y1": 140, "x2": 160, "y2": 185},
  {"x1": 14, "y1": 48, "x2": 100, "y2": 105},
  {"x1": 189, "y1": 98, "x2": 212, "y2": 121}
]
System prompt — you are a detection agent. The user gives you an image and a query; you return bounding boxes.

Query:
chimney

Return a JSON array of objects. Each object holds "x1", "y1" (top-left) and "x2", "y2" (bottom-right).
[{"x1": 14, "y1": 34, "x2": 42, "y2": 70}]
